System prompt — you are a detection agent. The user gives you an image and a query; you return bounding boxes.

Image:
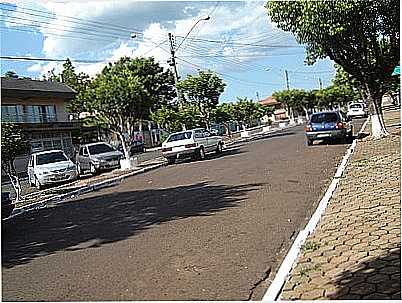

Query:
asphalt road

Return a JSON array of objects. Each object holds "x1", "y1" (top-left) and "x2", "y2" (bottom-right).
[{"x1": 2, "y1": 120, "x2": 365, "y2": 301}]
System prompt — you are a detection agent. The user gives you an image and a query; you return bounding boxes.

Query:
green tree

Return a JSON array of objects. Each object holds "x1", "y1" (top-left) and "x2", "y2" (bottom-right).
[
  {"x1": 177, "y1": 70, "x2": 226, "y2": 129},
  {"x1": 1, "y1": 123, "x2": 28, "y2": 201},
  {"x1": 4, "y1": 71, "x2": 19, "y2": 78},
  {"x1": 231, "y1": 97, "x2": 270, "y2": 129},
  {"x1": 151, "y1": 103, "x2": 200, "y2": 133},
  {"x1": 81, "y1": 57, "x2": 175, "y2": 159},
  {"x1": 211, "y1": 103, "x2": 235, "y2": 136},
  {"x1": 267, "y1": 0, "x2": 399, "y2": 137}
]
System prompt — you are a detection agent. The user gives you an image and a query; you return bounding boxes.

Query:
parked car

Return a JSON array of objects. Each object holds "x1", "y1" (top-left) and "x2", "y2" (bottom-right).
[
  {"x1": 347, "y1": 102, "x2": 368, "y2": 119},
  {"x1": 304, "y1": 111, "x2": 353, "y2": 146},
  {"x1": 76, "y1": 142, "x2": 123, "y2": 176},
  {"x1": 161, "y1": 128, "x2": 224, "y2": 165},
  {"x1": 118, "y1": 140, "x2": 146, "y2": 156},
  {"x1": 2, "y1": 192, "x2": 14, "y2": 219},
  {"x1": 28, "y1": 150, "x2": 78, "y2": 189}
]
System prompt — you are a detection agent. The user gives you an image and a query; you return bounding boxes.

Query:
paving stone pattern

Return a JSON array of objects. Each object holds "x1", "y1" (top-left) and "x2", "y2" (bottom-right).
[{"x1": 281, "y1": 110, "x2": 401, "y2": 300}]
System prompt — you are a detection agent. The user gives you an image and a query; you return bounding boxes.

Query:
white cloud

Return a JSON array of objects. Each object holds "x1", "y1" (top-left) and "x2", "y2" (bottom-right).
[
  {"x1": 26, "y1": 63, "x2": 43, "y2": 73},
  {"x1": 7, "y1": 1, "x2": 298, "y2": 78}
]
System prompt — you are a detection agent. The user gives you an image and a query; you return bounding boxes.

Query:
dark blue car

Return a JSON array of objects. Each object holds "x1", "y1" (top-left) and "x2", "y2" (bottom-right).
[{"x1": 304, "y1": 111, "x2": 353, "y2": 146}]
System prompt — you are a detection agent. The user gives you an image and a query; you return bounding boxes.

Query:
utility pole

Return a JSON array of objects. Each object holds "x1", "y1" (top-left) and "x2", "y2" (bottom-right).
[
  {"x1": 256, "y1": 92, "x2": 260, "y2": 101},
  {"x1": 284, "y1": 69, "x2": 290, "y2": 90},
  {"x1": 318, "y1": 77, "x2": 323, "y2": 90},
  {"x1": 168, "y1": 32, "x2": 186, "y2": 130},
  {"x1": 168, "y1": 33, "x2": 180, "y2": 83}
]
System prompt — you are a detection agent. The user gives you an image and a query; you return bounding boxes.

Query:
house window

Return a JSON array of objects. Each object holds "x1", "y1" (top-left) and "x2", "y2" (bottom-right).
[
  {"x1": 1, "y1": 105, "x2": 24, "y2": 122},
  {"x1": 26, "y1": 105, "x2": 57, "y2": 123}
]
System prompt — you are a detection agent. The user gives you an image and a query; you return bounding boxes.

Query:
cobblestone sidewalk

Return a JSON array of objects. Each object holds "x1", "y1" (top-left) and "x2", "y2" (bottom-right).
[{"x1": 280, "y1": 110, "x2": 401, "y2": 300}]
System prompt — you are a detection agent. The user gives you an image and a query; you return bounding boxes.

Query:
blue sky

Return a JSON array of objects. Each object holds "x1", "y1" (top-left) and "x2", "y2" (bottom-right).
[{"x1": 0, "y1": 1, "x2": 336, "y2": 103}]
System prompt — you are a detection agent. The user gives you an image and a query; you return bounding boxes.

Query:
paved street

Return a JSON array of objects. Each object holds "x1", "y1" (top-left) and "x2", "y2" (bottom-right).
[{"x1": 2, "y1": 121, "x2": 364, "y2": 301}]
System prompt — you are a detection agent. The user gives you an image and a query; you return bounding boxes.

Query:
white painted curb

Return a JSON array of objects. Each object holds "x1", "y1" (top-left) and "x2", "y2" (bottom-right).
[
  {"x1": 262, "y1": 117, "x2": 370, "y2": 301},
  {"x1": 8, "y1": 162, "x2": 165, "y2": 219}
]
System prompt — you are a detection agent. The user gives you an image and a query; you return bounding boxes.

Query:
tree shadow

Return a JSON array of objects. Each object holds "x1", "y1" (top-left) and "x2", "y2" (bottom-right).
[
  {"x1": 251, "y1": 131, "x2": 296, "y2": 142},
  {"x1": 2, "y1": 181, "x2": 262, "y2": 268},
  {"x1": 327, "y1": 247, "x2": 400, "y2": 299},
  {"x1": 173, "y1": 147, "x2": 245, "y2": 164}
]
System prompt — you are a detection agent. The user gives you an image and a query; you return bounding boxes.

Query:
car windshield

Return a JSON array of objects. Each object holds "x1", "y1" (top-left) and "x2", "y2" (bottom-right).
[
  {"x1": 167, "y1": 131, "x2": 193, "y2": 142},
  {"x1": 88, "y1": 144, "x2": 114, "y2": 155},
  {"x1": 350, "y1": 104, "x2": 363, "y2": 109},
  {"x1": 310, "y1": 113, "x2": 339, "y2": 123},
  {"x1": 36, "y1": 152, "x2": 68, "y2": 165}
]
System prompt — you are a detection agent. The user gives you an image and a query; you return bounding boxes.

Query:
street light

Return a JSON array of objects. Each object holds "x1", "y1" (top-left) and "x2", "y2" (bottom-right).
[{"x1": 175, "y1": 16, "x2": 211, "y2": 52}]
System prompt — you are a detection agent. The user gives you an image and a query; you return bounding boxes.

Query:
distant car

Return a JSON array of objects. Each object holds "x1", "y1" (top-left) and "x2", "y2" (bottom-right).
[
  {"x1": 118, "y1": 141, "x2": 146, "y2": 156},
  {"x1": 347, "y1": 102, "x2": 368, "y2": 119},
  {"x1": 76, "y1": 142, "x2": 123, "y2": 176},
  {"x1": 28, "y1": 150, "x2": 78, "y2": 189},
  {"x1": 161, "y1": 128, "x2": 224, "y2": 165},
  {"x1": 304, "y1": 111, "x2": 353, "y2": 146},
  {"x1": 2, "y1": 192, "x2": 14, "y2": 219}
]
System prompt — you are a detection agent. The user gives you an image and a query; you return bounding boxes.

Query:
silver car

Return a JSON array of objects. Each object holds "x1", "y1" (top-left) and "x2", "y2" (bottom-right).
[
  {"x1": 28, "y1": 150, "x2": 78, "y2": 189},
  {"x1": 76, "y1": 142, "x2": 123, "y2": 176}
]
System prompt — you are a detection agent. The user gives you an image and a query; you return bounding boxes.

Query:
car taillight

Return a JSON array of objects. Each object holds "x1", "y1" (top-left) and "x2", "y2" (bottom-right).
[
  {"x1": 304, "y1": 124, "x2": 312, "y2": 132},
  {"x1": 162, "y1": 147, "x2": 172, "y2": 152},
  {"x1": 336, "y1": 122, "x2": 345, "y2": 129},
  {"x1": 185, "y1": 143, "x2": 196, "y2": 148}
]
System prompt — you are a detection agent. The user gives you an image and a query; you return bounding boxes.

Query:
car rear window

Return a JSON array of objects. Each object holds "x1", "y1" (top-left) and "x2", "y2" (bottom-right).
[
  {"x1": 167, "y1": 131, "x2": 193, "y2": 142},
  {"x1": 350, "y1": 104, "x2": 363, "y2": 109},
  {"x1": 310, "y1": 113, "x2": 339, "y2": 123},
  {"x1": 36, "y1": 152, "x2": 68, "y2": 165},
  {"x1": 88, "y1": 144, "x2": 114, "y2": 155}
]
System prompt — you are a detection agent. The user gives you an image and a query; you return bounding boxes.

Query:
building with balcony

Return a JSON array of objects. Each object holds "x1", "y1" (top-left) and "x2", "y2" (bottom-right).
[{"x1": 1, "y1": 77, "x2": 80, "y2": 175}]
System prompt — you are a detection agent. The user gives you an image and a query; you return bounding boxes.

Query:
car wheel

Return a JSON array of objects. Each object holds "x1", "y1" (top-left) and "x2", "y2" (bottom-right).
[
  {"x1": 90, "y1": 163, "x2": 98, "y2": 175},
  {"x1": 167, "y1": 157, "x2": 176, "y2": 165},
  {"x1": 34, "y1": 176, "x2": 42, "y2": 190},
  {"x1": 215, "y1": 142, "x2": 223, "y2": 154},
  {"x1": 306, "y1": 139, "x2": 313, "y2": 146},
  {"x1": 197, "y1": 147, "x2": 205, "y2": 160}
]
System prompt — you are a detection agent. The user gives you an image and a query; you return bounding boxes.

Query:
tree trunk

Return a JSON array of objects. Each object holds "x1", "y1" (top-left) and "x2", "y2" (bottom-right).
[
  {"x1": 366, "y1": 89, "x2": 388, "y2": 138},
  {"x1": 4, "y1": 161, "x2": 21, "y2": 201},
  {"x1": 117, "y1": 131, "x2": 130, "y2": 160},
  {"x1": 302, "y1": 106, "x2": 309, "y2": 120},
  {"x1": 223, "y1": 122, "x2": 232, "y2": 138}
]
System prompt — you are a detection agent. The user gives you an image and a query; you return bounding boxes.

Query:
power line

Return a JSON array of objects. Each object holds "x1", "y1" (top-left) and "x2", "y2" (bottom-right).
[
  {"x1": 175, "y1": 36, "x2": 304, "y2": 48},
  {"x1": 0, "y1": 25, "x2": 115, "y2": 43},
  {"x1": 0, "y1": 55, "x2": 108, "y2": 64},
  {"x1": 0, "y1": 3, "x2": 144, "y2": 35},
  {"x1": 175, "y1": 56, "x2": 282, "y2": 86},
  {"x1": 2, "y1": 18, "x2": 132, "y2": 41}
]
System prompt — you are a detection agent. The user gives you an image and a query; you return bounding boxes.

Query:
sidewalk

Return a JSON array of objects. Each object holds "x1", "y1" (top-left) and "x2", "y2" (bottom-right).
[{"x1": 280, "y1": 110, "x2": 401, "y2": 300}]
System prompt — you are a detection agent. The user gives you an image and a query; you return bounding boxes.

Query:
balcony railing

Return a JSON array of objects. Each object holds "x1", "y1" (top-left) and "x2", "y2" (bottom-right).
[{"x1": 1, "y1": 113, "x2": 58, "y2": 123}]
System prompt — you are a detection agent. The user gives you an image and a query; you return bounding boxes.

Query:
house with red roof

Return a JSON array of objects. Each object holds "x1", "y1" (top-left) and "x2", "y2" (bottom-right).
[{"x1": 259, "y1": 96, "x2": 289, "y2": 121}]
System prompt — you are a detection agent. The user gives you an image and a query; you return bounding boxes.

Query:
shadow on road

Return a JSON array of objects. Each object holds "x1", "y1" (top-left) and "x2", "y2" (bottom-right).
[
  {"x1": 328, "y1": 247, "x2": 400, "y2": 299},
  {"x1": 174, "y1": 147, "x2": 245, "y2": 165},
  {"x1": 2, "y1": 181, "x2": 262, "y2": 268}
]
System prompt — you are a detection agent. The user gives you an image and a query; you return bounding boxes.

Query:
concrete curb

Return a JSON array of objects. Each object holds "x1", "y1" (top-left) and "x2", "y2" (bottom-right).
[
  {"x1": 7, "y1": 162, "x2": 166, "y2": 219},
  {"x1": 225, "y1": 124, "x2": 299, "y2": 147},
  {"x1": 262, "y1": 117, "x2": 370, "y2": 301}
]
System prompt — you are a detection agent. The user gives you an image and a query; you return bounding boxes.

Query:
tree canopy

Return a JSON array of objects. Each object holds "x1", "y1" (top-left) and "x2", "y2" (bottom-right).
[
  {"x1": 267, "y1": 0, "x2": 400, "y2": 136},
  {"x1": 177, "y1": 70, "x2": 226, "y2": 129}
]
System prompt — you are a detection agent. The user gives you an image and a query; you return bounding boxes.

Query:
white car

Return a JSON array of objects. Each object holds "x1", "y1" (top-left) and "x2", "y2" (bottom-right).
[
  {"x1": 161, "y1": 128, "x2": 224, "y2": 165},
  {"x1": 347, "y1": 102, "x2": 368, "y2": 119},
  {"x1": 28, "y1": 150, "x2": 78, "y2": 189}
]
